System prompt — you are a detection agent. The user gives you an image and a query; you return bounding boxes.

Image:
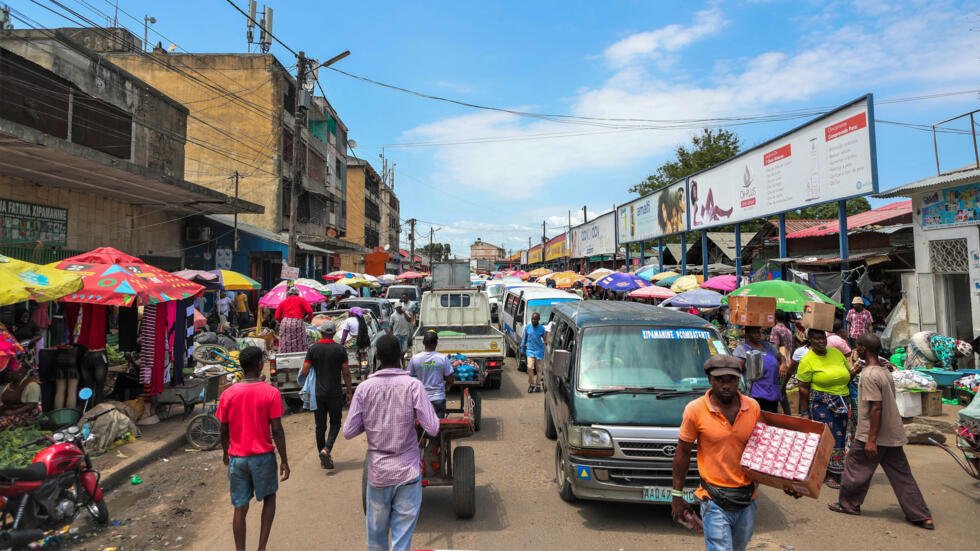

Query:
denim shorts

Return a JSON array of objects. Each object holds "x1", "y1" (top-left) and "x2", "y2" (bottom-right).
[{"x1": 228, "y1": 452, "x2": 278, "y2": 507}]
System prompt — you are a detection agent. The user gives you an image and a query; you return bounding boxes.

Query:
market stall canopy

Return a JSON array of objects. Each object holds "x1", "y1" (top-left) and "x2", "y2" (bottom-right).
[
  {"x1": 212, "y1": 270, "x2": 261, "y2": 291},
  {"x1": 528, "y1": 268, "x2": 553, "y2": 278},
  {"x1": 650, "y1": 271, "x2": 680, "y2": 282},
  {"x1": 379, "y1": 274, "x2": 398, "y2": 284},
  {"x1": 172, "y1": 269, "x2": 222, "y2": 291},
  {"x1": 322, "y1": 283, "x2": 356, "y2": 297},
  {"x1": 662, "y1": 289, "x2": 724, "y2": 309},
  {"x1": 701, "y1": 274, "x2": 739, "y2": 293},
  {"x1": 258, "y1": 281, "x2": 327, "y2": 308},
  {"x1": 724, "y1": 280, "x2": 842, "y2": 312},
  {"x1": 397, "y1": 271, "x2": 429, "y2": 280},
  {"x1": 596, "y1": 272, "x2": 648, "y2": 292},
  {"x1": 0, "y1": 254, "x2": 83, "y2": 306},
  {"x1": 634, "y1": 265, "x2": 660, "y2": 281},
  {"x1": 670, "y1": 275, "x2": 702, "y2": 293},
  {"x1": 656, "y1": 274, "x2": 681, "y2": 287},
  {"x1": 628, "y1": 286, "x2": 676, "y2": 300},
  {"x1": 553, "y1": 271, "x2": 588, "y2": 289},
  {"x1": 587, "y1": 268, "x2": 614, "y2": 281},
  {"x1": 53, "y1": 247, "x2": 203, "y2": 306},
  {"x1": 322, "y1": 271, "x2": 357, "y2": 282},
  {"x1": 293, "y1": 278, "x2": 329, "y2": 292}
]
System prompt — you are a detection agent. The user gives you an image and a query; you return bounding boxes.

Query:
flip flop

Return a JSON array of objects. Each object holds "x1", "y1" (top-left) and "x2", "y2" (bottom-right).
[
  {"x1": 827, "y1": 502, "x2": 860, "y2": 516},
  {"x1": 910, "y1": 519, "x2": 935, "y2": 530},
  {"x1": 824, "y1": 478, "x2": 841, "y2": 490}
]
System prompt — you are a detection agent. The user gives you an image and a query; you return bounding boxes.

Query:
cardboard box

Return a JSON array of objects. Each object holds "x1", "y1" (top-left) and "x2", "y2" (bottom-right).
[
  {"x1": 729, "y1": 295, "x2": 776, "y2": 327},
  {"x1": 741, "y1": 412, "x2": 834, "y2": 499},
  {"x1": 801, "y1": 301, "x2": 836, "y2": 332},
  {"x1": 920, "y1": 390, "x2": 943, "y2": 417}
]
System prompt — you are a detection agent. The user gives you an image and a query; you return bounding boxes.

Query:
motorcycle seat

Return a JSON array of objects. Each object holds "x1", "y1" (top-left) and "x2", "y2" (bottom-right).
[{"x1": 0, "y1": 463, "x2": 47, "y2": 482}]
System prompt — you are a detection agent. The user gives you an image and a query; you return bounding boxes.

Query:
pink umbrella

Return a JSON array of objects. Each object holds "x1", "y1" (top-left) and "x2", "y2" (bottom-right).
[
  {"x1": 258, "y1": 282, "x2": 326, "y2": 308},
  {"x1": 701, "y1": 274, "x2": 738, "y2": 293},
  {"x1": 397, "y1": 271, "x2": 429, "y2": 280},
  {"x1": 628, "y1": 286, "x2": 677, "y2": 300}
]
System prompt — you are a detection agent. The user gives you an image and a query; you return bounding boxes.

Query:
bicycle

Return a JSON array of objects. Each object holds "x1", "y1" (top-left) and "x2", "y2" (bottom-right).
[{"x1": 185, "y1": 372, "x2": 236, "y2": 450}]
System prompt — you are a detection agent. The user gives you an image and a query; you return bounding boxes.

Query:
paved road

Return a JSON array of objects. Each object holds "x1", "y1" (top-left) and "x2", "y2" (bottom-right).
[{"x1": 90, "y1": 359, "x2": 979, "y2": 550}]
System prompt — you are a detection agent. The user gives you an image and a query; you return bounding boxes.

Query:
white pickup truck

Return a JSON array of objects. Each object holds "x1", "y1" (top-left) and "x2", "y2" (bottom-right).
[{"x1": 411, "y1": 288, "x2": 506, "y2": 390}]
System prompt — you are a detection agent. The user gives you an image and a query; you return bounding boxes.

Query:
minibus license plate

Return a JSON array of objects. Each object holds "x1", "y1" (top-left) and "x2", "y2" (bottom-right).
[{"x1": 643, "y1": 486, "x2": 694, "y2": 503}]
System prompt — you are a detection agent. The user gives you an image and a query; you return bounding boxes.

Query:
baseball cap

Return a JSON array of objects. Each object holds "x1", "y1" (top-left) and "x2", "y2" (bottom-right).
[
  {"x1": 318, "y1": 321, "x2": 336, "y2": 335},
  {"x1": 703, "y1": 354, "x2": 743, "y2": 378}
]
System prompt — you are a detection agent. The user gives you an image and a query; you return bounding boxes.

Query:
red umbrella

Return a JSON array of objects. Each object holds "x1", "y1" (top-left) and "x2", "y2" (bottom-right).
[
  {"x1": 53, "y1": 247, "x2": 204, "y2": 306},
  {"x1": 397, "y1": 271, "x2": 429, "y2": 280},
  {"x1": 628, "y1": 286, "x2": 677, "y2": 300}
]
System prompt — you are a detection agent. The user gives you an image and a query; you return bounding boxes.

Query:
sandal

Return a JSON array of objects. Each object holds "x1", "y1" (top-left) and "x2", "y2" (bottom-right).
[
  {"x1": 828, "y1": 502, "x2": 860, "y2": 516},
  {"x1": 910, "y1": 519, "x2": 935, "y2": 530},
  {"x1": 824, "y1": 478, "x2": 841, "y2": 490}
]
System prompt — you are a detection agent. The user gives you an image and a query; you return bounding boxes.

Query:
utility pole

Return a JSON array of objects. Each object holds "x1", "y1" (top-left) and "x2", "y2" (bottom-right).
[
  {"x1": 429, "y1": 226, "x2": 441, "y2": 270},
  {"x1": 287, "y1": 51, "x2": 307, "y2": 268},
  {"x1": 231, "y1": 171, "x2": 240, "y2": 252},
  {"x1": 582, "y1": 205, "x2": 588, "y2": 224},
  {"x1": 408, "y1": 218, "x2": 416, "y2": 271}
]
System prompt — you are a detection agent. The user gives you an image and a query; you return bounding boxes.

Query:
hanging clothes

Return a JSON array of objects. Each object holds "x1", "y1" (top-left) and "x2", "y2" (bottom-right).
[
  {"x1": 139, "y1": 304, "x2": 168, "y2": 396},
  {"x1": 67, "y1": 304, "x2": 107, "y2": 349}
]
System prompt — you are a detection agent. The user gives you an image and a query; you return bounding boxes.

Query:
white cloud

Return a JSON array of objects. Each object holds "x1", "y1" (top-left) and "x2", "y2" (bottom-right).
[
  {"x1": 405, "y1": 2, "x2": 980, "y2": 208},
  {"x1": 603, "y1": 9, "x2": 726, "y2": 68}
]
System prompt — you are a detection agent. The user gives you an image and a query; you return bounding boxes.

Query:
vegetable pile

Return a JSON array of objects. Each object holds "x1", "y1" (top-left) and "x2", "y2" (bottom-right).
[{"x1": 0, "y1": 426, "x2": 50, "y2": 468}]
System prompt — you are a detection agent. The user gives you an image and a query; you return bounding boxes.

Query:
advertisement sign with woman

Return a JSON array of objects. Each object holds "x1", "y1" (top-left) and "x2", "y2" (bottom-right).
[
  {"x1": 689, "y1": 97, "x2": 876, "y2": 230},
  {"x1": 616, "y1": 180, "x2": 687, "y2": 244}
]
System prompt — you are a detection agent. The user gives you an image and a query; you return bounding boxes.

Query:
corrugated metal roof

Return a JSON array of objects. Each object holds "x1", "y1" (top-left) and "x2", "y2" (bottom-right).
[
  {"x1": 664, "y1": 243, "x2": 691, "y2": 262},
  {"x1": 766, "y1": 219, "x2": 835, "y2": 233},
  {"x1": 784, "y1": 201, "x2": 912, "y2": 238},
  {"x1": 877, "y1": 166, "x2": 980, "y2": 198},
  {"x1": 706, "y1": 231, "x2": 758, "y2": 261}
]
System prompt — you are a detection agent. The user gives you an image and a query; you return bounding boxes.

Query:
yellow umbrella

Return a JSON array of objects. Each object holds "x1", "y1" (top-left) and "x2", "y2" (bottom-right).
[
  {"x1": 528, "y1": 268, "x2": 553, "y2": 278},
  {"x1": 0, "y1": 254, "x2": 83, "y2": 306},
  {"x1": 553, "y1": 272, "x2": 588, "y2": 289},
  {"x1": 216, "y1": 269, "x2": 261, "y2": 291},
  {"x1": 670, "y1": 275, "x2": 701, "y2": 293},
  {"x1": 337, "y1": 277, "x2": 376, "y2": 288},
  {"x1": 650, "y1": 270, "x2": 679, "y2": 282}
]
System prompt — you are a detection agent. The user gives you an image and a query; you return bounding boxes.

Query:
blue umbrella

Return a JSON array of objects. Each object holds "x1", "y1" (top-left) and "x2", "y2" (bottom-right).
[
  {"x1": 596, "y1": 272, "x2": 648, "y2": 292},
  {"x1": 635, "y1": 265, "x2": 659, "y2": 281},
  {"x1": 661, "y1": 289, "x2": 724, "y2": 308}
]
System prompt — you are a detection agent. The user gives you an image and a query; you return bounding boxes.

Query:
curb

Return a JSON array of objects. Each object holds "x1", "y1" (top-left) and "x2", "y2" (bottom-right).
[{"x1": 100, "y1": 427, "x2": 188, "y2": 492}]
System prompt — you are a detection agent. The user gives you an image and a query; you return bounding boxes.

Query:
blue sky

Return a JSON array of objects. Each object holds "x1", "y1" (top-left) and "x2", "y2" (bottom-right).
[{"x1": 14, "y1": 0, "x2": 980, "y2": 256}]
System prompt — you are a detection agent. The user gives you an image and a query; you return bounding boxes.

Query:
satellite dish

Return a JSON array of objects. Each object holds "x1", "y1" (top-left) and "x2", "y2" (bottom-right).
[{"x1": 348, "y1": 139, "x2": 358, "y2": 149}]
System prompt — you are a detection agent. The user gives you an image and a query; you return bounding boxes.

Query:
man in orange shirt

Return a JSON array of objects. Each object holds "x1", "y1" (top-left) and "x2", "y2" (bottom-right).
[{"x1": 671, "y1": 355, "x2": 799, "y2": 551}]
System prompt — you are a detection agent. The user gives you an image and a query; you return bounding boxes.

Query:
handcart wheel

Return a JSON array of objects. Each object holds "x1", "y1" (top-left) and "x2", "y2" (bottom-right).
[
  {"x1": 192, "y1": 344, "x2": 229, "y2": 365},
  {"x1": 186, "y1": 413, "x2": 222, "y2": 450},
  {"x1": 452, "y1": 446, "x2": 476, "y2": 519}
]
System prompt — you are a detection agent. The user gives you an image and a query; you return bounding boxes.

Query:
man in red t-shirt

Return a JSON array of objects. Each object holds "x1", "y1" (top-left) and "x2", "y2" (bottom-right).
[{"x1": 217, "y1": 346, "x2": 289, "y2": 551}]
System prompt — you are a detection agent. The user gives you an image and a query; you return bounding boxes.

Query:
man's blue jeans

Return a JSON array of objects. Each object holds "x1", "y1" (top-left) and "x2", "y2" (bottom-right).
[
  {"x1": 700, "y1": 498, "x2": 757, "y2": 551},
  {"x1": 365, "y1": 476, "x2": 423, "y2": 551}
]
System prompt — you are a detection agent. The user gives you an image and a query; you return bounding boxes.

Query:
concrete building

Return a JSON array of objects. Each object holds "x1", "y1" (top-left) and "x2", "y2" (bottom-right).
[
  {"x1": 380, "y1": 181, "x2": 401, "y2": 272},
  {"x1": 879, "y1": 166, "x2": 980, "y2": 356},
  {"x1": 0, "y1": 28, "x2": 259, "y2": 268},
  {"x1": 470, "y1": 238, "x2": 505, "y2": 262},
  {"x1": 340, "y1": 158, "x2": 384, "y2": 272},
  {"x1": 98, "y1": 35, "x2": 362, "y2": 278}
]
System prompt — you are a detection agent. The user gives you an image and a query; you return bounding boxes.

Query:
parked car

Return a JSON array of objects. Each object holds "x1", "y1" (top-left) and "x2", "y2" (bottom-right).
[
  {"x1": 500, "y1": 287, "x2": 581, "y2": 369},
  {"x1": 338, "y1": 297, "x2": 395, "y2": 326},
  {"x1": 544, "y1": 301, "x2": 724, "y2": 505}
]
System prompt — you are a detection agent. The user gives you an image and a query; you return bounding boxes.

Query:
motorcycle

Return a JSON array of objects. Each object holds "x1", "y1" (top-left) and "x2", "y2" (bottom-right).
[{"x1": 0, "y1": 388, "x2": 109, "y2": 549}]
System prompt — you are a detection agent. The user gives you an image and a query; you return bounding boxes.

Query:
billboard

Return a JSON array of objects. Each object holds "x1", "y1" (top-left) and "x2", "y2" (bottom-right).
[
  {"x1": 920, "y1": 183, "x2": 980, "y2": 229},
  {"x1": 528, "y1": 245, "x2": 543, "y2": 264},
  {"x1": 545, "y1": 233, "x2": 568, "y2": 261},
  {"x1": 520, "y1": 250, "x2": 528, "y2": 265},
  {"x1": 689, "y1": 96, "x2": 876, "y2": 231},
  {"x1": 570, "y1": 212, "x2": 616, "y2": 258},
  {"x1": 0, "y1": 198, "x2": 68, "y2": 246},
  {"x1": 617, "y1": 180, "x2": 687, "y2": 244}
]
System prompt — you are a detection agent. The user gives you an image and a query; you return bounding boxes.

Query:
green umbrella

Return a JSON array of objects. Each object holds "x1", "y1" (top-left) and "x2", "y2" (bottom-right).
[
  {"x1": 722, "y1": 280, "x2": 842, "y2": 312},
  {"x1": 656, "y1": 274, "x2": 680, "y2": 288}
]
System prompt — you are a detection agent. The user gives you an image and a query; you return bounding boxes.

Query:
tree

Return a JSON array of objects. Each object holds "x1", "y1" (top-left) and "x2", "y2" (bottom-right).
[
  {"x1": 630, "y1": 128, "x2": 741, "y2": 196},
  {"x1": 420, "y1": 243, "x2": 452, "y2": 262}
]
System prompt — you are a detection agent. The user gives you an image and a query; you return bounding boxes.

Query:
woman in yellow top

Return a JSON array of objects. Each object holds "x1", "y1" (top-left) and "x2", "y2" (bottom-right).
[{"x1": 796, "y1": 328, "x2": 852, "y2": 488}]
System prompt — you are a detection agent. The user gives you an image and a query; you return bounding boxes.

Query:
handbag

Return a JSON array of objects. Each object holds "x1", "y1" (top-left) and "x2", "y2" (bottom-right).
[{"x1": 702, "y1": 481, "x2": 755, "y2": 511}]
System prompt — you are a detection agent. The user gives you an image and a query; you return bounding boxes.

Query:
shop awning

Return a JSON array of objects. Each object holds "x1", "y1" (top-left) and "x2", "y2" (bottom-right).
[
  {"x1": 206, "y1": 215, "x2": 333, "y2": 254},
  {"x1": 792, "y1": 250, "x2": 892, "y2": 266},
  {"x1": 0, "y1": 119, "x2": 262, "y2": 215}
]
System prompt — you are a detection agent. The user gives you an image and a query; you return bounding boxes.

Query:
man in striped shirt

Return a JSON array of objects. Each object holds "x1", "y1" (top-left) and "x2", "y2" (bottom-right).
[{"x1": 343, "y1": 334, "x2": 440, "y2": 551}]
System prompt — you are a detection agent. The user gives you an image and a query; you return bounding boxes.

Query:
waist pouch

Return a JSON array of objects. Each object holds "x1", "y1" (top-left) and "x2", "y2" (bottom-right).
[{"x1": 703, "y1": 482, "x2": 755, "y2": 511}]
